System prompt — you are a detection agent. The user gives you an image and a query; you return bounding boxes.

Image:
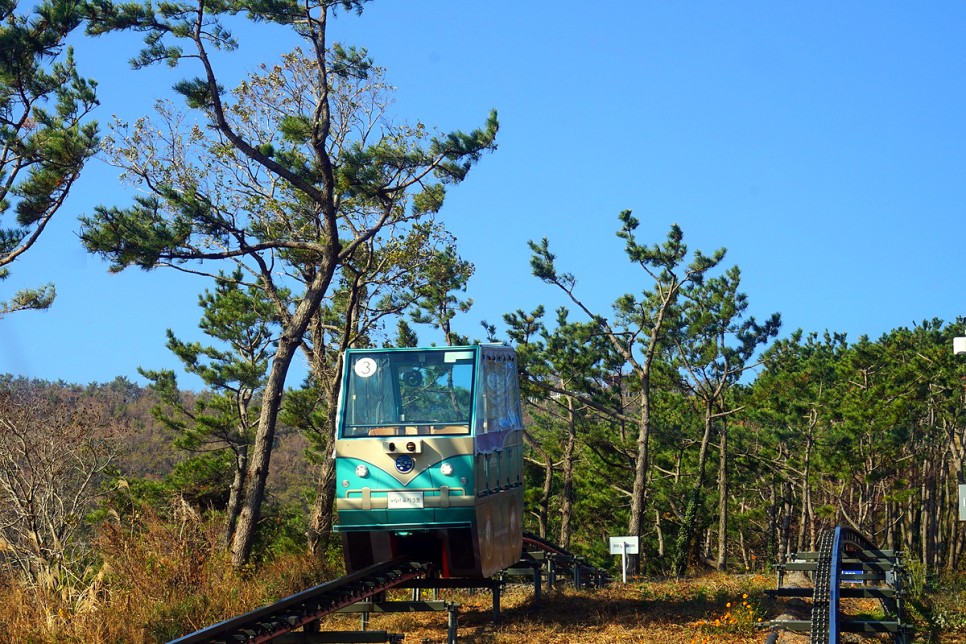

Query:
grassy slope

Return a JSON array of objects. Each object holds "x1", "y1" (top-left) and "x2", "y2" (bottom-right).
[{"x1": 320, "y1": 572, "x2": 963, "y2": 643}]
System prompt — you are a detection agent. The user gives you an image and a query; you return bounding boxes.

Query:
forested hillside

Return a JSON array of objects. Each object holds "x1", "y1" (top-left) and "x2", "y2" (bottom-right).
[
  {"x1": 515, "y1": 318, "x2": 966, "y2": 575},
  {"x1": 1, "y1": 316, "x2": 965, "y2": 640},
  {"x1": 4, "y1": 315, "x2": 965, "y2": 581},
  {"x1": 0, "y1": 376, "x2": 313, "y2": 576}
]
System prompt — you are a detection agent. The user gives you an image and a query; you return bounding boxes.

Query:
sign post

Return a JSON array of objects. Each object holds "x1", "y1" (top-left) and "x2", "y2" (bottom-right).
[
  {"x1": 609, "y1": 536, "x2": 639, "y2": 583},
  {"x1": 952, "y1": 335, "x2": 965, "y2": 521}
]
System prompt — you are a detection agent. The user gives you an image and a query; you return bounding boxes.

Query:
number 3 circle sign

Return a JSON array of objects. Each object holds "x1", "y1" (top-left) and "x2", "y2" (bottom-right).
[{"x1": 354, "y1": 357, "x2": 378, "y2": 378}]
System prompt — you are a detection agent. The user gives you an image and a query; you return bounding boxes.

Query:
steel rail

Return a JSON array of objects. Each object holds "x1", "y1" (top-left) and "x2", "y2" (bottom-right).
[
  {"x1": 828, "y1": 526, "x2": 844, "y2": 642},
  {"x1": 834, "y1": 528, "x2": 907, "y2": 643},
  {"x1": 810, "y1": 529, "x2": 835, "y2": 644},
  {"x1": 807, "y1": 526, "x2": 896, "y2": 644},
  {"x1": 521, "y1": 531, "x2": 609, "y2": 588},
  {"x1": 167, "y1": 558, "x2": 428, "y2": 644},
  {"x1": 522, "y1": 531, "x2": 573, "y2": 557},
  {"x1": 766, "y1": 526, "x2": 911, "y2": 643}
]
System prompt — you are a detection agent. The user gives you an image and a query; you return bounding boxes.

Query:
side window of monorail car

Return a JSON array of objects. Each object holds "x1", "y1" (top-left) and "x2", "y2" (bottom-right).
[{"x1": 478, "y1": 353, "x2": 523, "y2": 434}]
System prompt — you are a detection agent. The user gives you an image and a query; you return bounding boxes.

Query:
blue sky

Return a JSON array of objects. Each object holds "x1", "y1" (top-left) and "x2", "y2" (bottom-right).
[{"x1": 2, "y1": 1, "x2": 965, "y2": 389}]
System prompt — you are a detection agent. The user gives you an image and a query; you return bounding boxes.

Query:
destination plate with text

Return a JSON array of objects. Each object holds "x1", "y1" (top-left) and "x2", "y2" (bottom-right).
[{"x1": 388, "y1": 491, "x2": 424, "y2": 509}]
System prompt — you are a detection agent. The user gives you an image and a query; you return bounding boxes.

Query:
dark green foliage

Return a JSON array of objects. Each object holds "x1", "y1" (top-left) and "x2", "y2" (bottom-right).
[
  {"x1": 173, "y1": 78, "x2": 223, "y2": 109},
  {"x1": 666, "y1": 266, "x2": 780, "y2": 576},
  {"x1": 512, "y1": 212, "x2": 966, "y2": 580},
  {"x1": 280, "y1": 382, "x2": 329, "y2": 465},
  {"x1": 523, "y1": 213, "x2": 734, "y2": 574},
  {"x1": 249, "y1": 501, "x2": 310, "y2": 561},
  {"x1": 0, "y1": 0, "x2": 98, "y2": 315},
  {"x1": 328, "y1": 42, "x2": 372, "y2": 79},
  {"x1": 409, "y1": 245, "x2": 474, "y2": 345},
  {"x1": 81, "y1": 196, "x2": 194, "y2": 272},
  {"x1": 139, "y1": 270, "x2": 280, "y2": 546},
  {"x1": 389, "y1": 319, "x2": 419, "y2": 348},
  {"x1": 166, "y1": 450, "x2": 234, "y2": 507}
]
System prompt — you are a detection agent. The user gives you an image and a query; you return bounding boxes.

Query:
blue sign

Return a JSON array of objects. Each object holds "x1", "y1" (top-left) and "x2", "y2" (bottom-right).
[{"x1": 395, "y1": 455, "x2": 415, "y2": 474}]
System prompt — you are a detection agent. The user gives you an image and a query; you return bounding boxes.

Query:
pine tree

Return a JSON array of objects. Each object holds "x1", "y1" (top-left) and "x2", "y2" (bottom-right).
[
  {"x1": 140, "y1": 269, "x2": 279, "y2": 547},
  {"x1": 0, "y1": 0, "x2": 98, "y2": 316},
  {"x1": 81, "y1": 0, "x2": 496, "y2": 565},
  {"x1": 667, "y1": 266, "x2": 779, "y2": 575},
  {"x1": 528, "y1": 212, "x2": 724, "y2": 572}
]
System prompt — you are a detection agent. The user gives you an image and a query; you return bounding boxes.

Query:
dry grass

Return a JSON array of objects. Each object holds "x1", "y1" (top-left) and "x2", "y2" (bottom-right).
[
  {"x1": 320, "y1": 571, "x2": 966, "y2": 644},
  {"x1": 323, "y1": 574, "x2": 777, "y2": 643},
  {"x1": 0, "y1": 511, "x2": 335, "y2": 644},
  {"x1": 1, "y1": 512, "x2": 963, "y2": 644}
]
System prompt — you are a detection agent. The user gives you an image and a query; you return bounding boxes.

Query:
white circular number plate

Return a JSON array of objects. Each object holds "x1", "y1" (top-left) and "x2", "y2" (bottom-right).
[{"x1": 354, "y1": 357, "x2": 378, "y2": 378}]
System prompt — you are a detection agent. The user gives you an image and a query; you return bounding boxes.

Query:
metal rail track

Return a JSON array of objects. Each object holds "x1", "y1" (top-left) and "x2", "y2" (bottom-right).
[
  {"x1": 168, "y1": 558, "x2": 428, "y2": 644},
  {"x1": 809, "y1": 529, "x2": 836, "y2": 643},
  {"x1": 522, "y1": 530, "x2": 571, "y2": 556},
  {"x1": 767, "y1": 526, "x2": 912, "y2": 644},
  {"x1": 169, "y1": 533, "x2": 611, "y2": 643},
  {"x1": 520, "y1": 531, "x2": 610, "y2": 588}
]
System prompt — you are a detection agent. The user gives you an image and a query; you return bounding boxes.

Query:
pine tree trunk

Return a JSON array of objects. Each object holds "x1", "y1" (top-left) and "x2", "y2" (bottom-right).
[
  {"x1": 903, "y1": 496, "x2": 916, "y2": 556},
  {"x1": 798, "y1": 430, "x2": 816, "y2": 551},
  {"x1": 920, "y1": 460, "x2": 930, "y2": 570},
  {"x1": 768, "y1": 475, "x2": 779, "y2": 563},
  {"x1": 223, "y1": 445, "x2": 248, "y2": 548},
  {"x1": 655, "y1": 510, "x2": 665, "y2": 557},
  {"x1": 231, "y1": 272, "x2": 335, "y2": 567},
  {"x1": 308, "y1": 389, "x2": 340, "y2": 558},
  {"x1": 627, "y1": 384, "x2": 651, "y2": 574},
  {"x1": 672, "y1": 401, "x2": 715, "y2": 577},
  {"x1": 230, "y1": 340, "x2": 297, "y2": 567},
  {"x1": 716, "y1": 417, "x2": 728, "y2": 571},
  {"x1": 308, "y1": 455, "x2": 336, "y2": 557},
  {"x1": 558, "y1": 396, "x2": 577, "y2": 550},
  {"x1": 738, "y1": 503, "x2": 750, "y2": 571},
  {"x1": 781, "y1": 479, "x2": 793, "y2": 560}
]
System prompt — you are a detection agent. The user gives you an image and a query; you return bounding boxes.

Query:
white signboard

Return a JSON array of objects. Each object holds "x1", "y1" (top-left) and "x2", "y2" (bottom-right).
[
  {"x1": 609, "y1": 536, "x2": 639, "y2": 555},
  {"x1": 960, "y1": 485, "x2": 966, "y2": 522},
  {"x1": 609, "y1": 536, "x2": 639, "y2": 583},
  {"x1": 387, "y1": 491, "x2": 424, "y2": 509}
]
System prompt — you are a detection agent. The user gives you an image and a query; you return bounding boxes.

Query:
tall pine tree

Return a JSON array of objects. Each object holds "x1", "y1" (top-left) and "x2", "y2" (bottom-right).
[{"x1": 81, "y1": 0, "x2": 497, "y2": 565}]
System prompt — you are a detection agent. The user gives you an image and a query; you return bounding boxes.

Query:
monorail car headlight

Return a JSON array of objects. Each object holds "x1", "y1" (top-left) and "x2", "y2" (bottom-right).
[
  {"x1": 440, "y1": 462, "x2": 454, "y2": 477},
  {"x1": 355, "y1": 464, "x2": 369, "y2": 478}
]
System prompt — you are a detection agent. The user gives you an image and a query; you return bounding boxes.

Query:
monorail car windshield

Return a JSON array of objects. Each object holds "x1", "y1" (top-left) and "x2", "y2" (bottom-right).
[
  {"x1": 340, "y1": 349, "x2": 475, "y2": 436},
  {"x1": 334, "y1": 345, "x2": 524, "y2": 578}
]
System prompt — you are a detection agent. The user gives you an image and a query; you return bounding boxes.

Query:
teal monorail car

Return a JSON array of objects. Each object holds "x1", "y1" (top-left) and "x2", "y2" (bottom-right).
[{"x1": 333, "y1": 345, "x2": 524, "y2": 578}]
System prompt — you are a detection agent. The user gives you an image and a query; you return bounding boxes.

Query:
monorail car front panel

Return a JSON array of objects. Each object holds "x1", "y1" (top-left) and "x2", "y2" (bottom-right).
[{"x1": 333, "y1": 345, "x2": 524, "y2": 578}]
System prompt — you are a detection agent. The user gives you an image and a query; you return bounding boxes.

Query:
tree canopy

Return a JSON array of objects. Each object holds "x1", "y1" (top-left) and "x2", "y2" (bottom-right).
[
  {"x1": 0, "y1": 0, "x2": 98, "y2": 316},
  {"x1": 80, "y1": 0, "x2": 497, "y2": 565}
]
